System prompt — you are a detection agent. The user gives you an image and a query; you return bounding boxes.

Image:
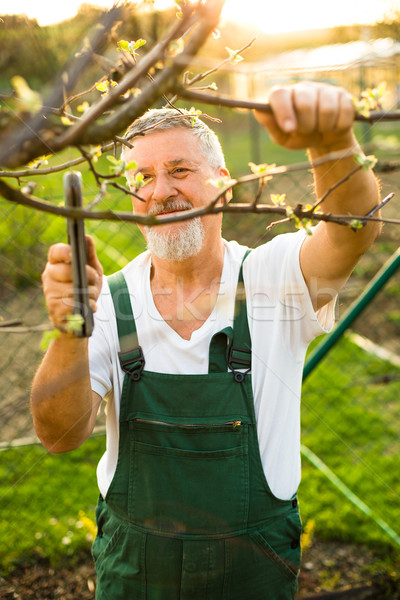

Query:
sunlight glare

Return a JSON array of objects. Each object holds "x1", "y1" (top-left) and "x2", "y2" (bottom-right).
[
  {"x1": 220, "y1": 0, "x2": 400, "y2": 34},
  {"x1": 3, "y1": 0, "x2": 400, "y2": 30}
]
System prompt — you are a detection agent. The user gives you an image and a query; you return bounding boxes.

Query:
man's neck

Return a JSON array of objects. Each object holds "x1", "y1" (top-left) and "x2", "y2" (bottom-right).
[
  {"x1": 149, "y1": 237, "x2": 225, "y2": 290},
  {"x1": 149, "y1": 238, "x2": 226, "y2": 340}
]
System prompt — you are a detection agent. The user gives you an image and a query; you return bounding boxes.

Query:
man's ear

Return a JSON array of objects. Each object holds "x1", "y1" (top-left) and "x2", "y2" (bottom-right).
[{"x1": 219, "y1": 167, "x2": 233, "y2": 203}]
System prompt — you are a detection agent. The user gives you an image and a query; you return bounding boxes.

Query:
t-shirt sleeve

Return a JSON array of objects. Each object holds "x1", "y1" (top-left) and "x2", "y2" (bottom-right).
[
  {"x1": 88, "y1": 278, "x2": 114, "y2": 399},
  {"x1": 245, "y1": 230, "x2": 336, "y2": 354}
]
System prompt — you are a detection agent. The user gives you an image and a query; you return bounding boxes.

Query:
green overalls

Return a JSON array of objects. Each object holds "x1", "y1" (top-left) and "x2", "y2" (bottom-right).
[{"x1": 92, "y1": 255, "x2": 302, "y2": 599}]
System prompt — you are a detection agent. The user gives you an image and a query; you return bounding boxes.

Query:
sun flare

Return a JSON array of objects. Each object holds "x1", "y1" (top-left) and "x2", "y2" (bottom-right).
[
  {"x1": 3, "y1": 0, "x2": 400, "y2": 31},
  {"x1": 220, "y1": 0, "x2": 400, "y2": 34}
]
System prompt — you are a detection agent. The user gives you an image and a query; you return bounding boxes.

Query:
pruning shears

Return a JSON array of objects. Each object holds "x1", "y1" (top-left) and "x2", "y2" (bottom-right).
[{"x1": 64, "y1": 171, "x2": 94, "y2": 338}]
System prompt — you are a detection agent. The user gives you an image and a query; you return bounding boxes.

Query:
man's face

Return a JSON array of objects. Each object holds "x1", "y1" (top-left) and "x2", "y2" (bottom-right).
[{"x1": 125, "y1": 128, "x2": 228, "y2": 257}]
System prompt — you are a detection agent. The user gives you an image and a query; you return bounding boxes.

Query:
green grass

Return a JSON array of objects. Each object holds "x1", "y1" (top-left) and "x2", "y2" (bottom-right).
[
  {"x1": 1, "y1": 108, "x2": 400, "y2": 575},
  {"x1": 0, "y1": 435, "x2": 105, "y2": 575},
  {"x1": 1, "y1": 336, "x2": 399, "y2": 575},
  {"x1": 300, "y1": 334, "x2": 400, "y2": 550},
  {"x1": 0, "y1": 150, "x2": 146, "y2": 287}
]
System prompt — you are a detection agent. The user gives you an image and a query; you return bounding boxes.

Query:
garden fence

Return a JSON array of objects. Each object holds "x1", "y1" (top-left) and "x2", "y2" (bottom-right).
[{"x1": 1, "y1": 111, "x2": 400, "y2": 577}]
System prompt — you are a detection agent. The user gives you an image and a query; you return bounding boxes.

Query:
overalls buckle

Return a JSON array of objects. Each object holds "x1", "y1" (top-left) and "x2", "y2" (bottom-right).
[
  {"x1": 228, "y1": 345, "x2": 251, "y2": 382},
  {"x1": 118, "y1": 346, "x2": 146, "y2": 381}
]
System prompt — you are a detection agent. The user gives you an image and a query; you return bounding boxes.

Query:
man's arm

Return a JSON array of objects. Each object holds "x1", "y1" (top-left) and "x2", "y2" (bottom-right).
[
  {"x1": 255, "y1": 82, "x2": 381, "y2": 310},
  {"x1": 31, "y1": 237, "x2": 103, "y2": 453}
]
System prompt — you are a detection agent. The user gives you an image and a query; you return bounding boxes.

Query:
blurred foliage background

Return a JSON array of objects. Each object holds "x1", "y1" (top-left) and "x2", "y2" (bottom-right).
[{"x1": 1, "y1": 5, "x2": 400, "y2": 594}]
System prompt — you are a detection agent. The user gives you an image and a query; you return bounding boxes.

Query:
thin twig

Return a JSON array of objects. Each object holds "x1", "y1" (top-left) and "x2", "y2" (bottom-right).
[
  {"x1": 266, "y1": 217, "x2": 291, "y2": 231},
  {"x1": 365, "y1": 192, "x2": 394, "y2": 217},
  {"x1": 106, "y1": 180, "x2": 146, "y2": 203},
  {"x1": 251, "y1": 177, "x2": 267, "y2": 208},
  {"x1": 0, "y1": 176, "x2": 395, "y2": 228},
  {"x1": 168, "y1": 37, "x2": 257, "y2": 105},
  {"x1": 0, "y1": 135, "x2": 137, "y2": 179},
  {"x1": 174, "y1": 87, "x2": 400, "y2": 123},
  {"x1": 0, "y1": 6, "x2": 124, "y2": 170},
  {"x1": 53, "y1": 9, "x2": 197, "y2": 149},
  {"x1": 77, "y1": 145, "x2": 101, "y2": 186},
  {"x1": 0, "y1": 319, "x2": 23, "y2": 327},
  {"x1": 0, "y1": 148, "x2": 383, "y2": 219},
  {"x1": 59, "y1": 82, "x2": 99, "y2": 113},
  {"x1": 310, "y1": 166, "x2": 363, "y2": 212},
  {"x1": 0, "y1": 323, "x2": 53, "y2": 334}
]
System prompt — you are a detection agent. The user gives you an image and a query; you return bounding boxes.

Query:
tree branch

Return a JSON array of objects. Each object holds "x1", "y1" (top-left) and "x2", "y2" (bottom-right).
[
  {"x1": 52, "y1": 8, "x2": 195, "y2": 149},
  {"x1": 173, "y1": 87, "x2": 400, "y2": 122},
  {"x1": 0, "y1": 172, "x2": 394, "y2": 228},
  {"x1": 79, "y1": 0, "x2": 225, "y2": 146},
  {"x1": 0, "y1": 6, "x2": 124, "y2": 169}
]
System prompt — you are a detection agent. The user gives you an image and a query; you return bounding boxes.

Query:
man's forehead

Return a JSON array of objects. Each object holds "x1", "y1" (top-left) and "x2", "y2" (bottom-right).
[
  {"x1": 128, "y1": 130, "x2": 206, "y2": 169},
  {"x1": 130, "y1": 127, "x2": 200, "y2": 152}
]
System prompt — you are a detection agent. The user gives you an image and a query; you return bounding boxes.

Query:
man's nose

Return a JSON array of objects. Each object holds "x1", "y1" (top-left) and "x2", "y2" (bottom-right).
[{"x1": 152, "y1": 171, "x2": 178, "y2": 202}]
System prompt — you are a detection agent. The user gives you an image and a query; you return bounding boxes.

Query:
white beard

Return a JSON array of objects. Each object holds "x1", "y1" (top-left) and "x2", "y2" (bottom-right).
[{"x1": 145, "y1": 200, "x2": 205, "y2": 262}]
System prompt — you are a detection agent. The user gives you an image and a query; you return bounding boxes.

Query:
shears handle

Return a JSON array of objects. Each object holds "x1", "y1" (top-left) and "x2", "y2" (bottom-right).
[{"x1": 64, "y1": 171, "x2": 94, "y2": 337}]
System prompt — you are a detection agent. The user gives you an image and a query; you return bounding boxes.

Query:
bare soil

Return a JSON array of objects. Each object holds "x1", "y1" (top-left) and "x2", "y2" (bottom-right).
[{"x1": 0, "y1": 539, "x2": 398, "y2": 600}]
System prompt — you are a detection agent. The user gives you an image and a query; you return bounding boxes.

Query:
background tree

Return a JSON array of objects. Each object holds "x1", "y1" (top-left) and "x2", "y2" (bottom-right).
[{"x1": 0, "y1": 0, "x2": 396, "y2": 323}]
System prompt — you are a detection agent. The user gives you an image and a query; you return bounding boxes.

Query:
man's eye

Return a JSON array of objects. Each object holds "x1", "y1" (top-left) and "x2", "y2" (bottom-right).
[{"x1": 173, "y1": 168, "x2": 189, "y2": 175}]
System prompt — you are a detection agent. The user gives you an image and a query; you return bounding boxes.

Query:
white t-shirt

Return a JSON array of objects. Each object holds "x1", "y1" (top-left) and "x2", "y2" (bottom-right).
[{"x1": 89, "y1": 231, "x2": 335, "y2": 500}]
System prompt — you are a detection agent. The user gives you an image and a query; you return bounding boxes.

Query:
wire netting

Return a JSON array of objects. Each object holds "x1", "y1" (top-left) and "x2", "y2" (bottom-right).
[{"x1": 1, "y1": 109, "x2": 400, "y2": 577}]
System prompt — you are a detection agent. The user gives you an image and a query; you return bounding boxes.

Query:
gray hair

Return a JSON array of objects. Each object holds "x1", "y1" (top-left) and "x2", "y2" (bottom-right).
[{"x1": 121, "y1": 107, "x2": 225, "y2": 169}]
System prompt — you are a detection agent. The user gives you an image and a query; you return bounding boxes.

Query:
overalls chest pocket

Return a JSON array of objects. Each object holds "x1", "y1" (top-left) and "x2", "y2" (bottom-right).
[{"x1": 128, "y1": 417, "x2": 250, "y2": 535}]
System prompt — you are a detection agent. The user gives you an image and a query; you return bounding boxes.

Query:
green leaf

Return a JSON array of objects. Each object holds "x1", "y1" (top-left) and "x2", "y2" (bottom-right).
[
  {"x1": 106, "y1": 155, "x2": 120, "y2": 166},
  {"x1": 167, "y1": 38, "x2": 184, "y2": 57},
  {"x1": 129, "y1": 172, "x2": 151, "y2": 190},
  {"x1": 106, "y1": 156, "x2": 126, "y2": 175},
  {"x1": 95, "y1": 80, "x2": 117, "y2": 94},
  {"x1": 350, "y1": 219, "x2": 364, "y2": 230},
  {"x1": 132, "y1": 38, "x2": 146, "y2": 50},
  {"x1": 249, "y1": 161, "x2": 275, "y2": 175},
  {"x1": 207, "y1": 176, "x2": 236, "y2": 190},
  {"x1": 27, "y1": 154, "x2": 52, "y2": 169},
  {"x1": 65, "y1": 314, "x2": 85, "y2": 335},
  {"x1": 285, "y1": 205, "x2": 294, "y2": 217},
  {"x1": 77, "y1": 101, "x2": 90, "y2": 114},
  {"x1": 95, "y1": 81, "x2": 109, "y2": 93},
  {"x1": 353, "y1": 82, "x2": 387, "y2": 118},
  {"x1": 187, "y1": 106, "x2": 202, "y2": 126},
  {"x1": 301, "y1": 218, "x2": 314, "y2": 236},
  {"x1": 40, "y1": 329, "x2": 60, "y2": 352},
  {"x1": 354, "y1": 153, "x2": 378, "y2": 170},
  {"x1": 225, "y1": 47, "x2": 244, "y2": 64},
  {"x1": 11, "y1": 75, "x2": 42, "y2": 113},
  {"x1": 270, "y1": 193, "x2": 286, "y2": 206},
  {"x1": 117, "y1": 40, "x2": 129, "y2": 50},
  {"x1": 118, "y1": 38, "x2": 146, "y2": 56}
]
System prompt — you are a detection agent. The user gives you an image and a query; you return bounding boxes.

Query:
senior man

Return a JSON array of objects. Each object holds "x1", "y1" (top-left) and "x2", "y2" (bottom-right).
[{"x1": 31, "y1": 82, "x2": 380, "y2": 599}]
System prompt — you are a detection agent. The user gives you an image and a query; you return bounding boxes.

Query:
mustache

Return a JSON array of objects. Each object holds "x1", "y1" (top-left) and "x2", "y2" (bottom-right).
[{"x1": 148, "y1": 200, "x2": 194, "y2": 216}]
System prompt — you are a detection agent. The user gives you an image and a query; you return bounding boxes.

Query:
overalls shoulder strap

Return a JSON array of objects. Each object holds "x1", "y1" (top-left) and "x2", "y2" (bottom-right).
[
  {"x1": 228, "y1": 248, "x2": 252, "y2": 382},
  {"x1": 107, "y1": 271, "x2": 145, "y2": 381},
  {"x1": 208, "y1": 248, "x2": 252, "y2": 380},
  {"x1": 108, "y1": 248, "x2": 252, "y2": 381}
]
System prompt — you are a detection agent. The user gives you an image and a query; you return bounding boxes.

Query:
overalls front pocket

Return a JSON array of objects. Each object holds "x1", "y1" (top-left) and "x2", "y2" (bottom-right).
[
  {"x1": 224, "y1": 508, "x2": 302, "y2": 600},
  {"x1": 128, "y1": 419, "x2": 249, "y2": 534},
  {"x1": 249, "y1": 506, "x2": 302, "y2": 581},
  {"x1": 92, "y1": 498, "x2": 146, "y2": 600},
  {"x1": 100, "y1": 262, "x2": 302, "y2": 599}
]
